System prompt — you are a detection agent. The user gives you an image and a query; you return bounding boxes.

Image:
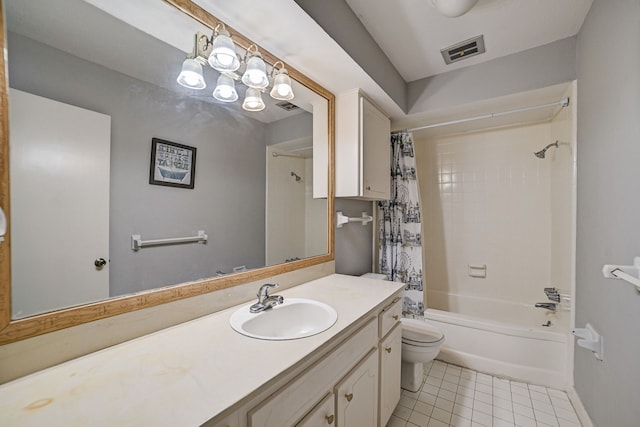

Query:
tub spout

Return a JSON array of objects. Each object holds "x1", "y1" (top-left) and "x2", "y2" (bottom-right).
[{"x1": 535, "y1": 302, "x2": 557, "y2": 312}]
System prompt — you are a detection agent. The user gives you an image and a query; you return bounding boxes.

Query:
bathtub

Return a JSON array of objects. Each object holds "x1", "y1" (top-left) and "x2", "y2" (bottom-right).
[{"x1": 421, "y1": 292, "x2": 569, "y2": 389}]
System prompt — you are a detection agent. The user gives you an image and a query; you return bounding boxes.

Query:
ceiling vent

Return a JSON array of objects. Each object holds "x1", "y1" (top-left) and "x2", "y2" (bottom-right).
[
  {"x1": 276, "y1": 101, "x2": 299, "y2": 112},
  {"x1": 441, "y1": 35, "x2": 485, "y2": 65}
]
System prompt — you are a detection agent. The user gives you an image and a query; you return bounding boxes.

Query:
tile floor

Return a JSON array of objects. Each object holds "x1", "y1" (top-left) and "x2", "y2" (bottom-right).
[{"x1": 386, "y1": 360, "x2": 581, "y2": 427}]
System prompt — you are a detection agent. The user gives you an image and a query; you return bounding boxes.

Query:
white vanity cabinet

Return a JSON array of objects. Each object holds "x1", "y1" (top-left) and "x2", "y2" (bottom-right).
[
  {"x1": 246, "y1": 319, "x2": 378, "y2": 427},
  {"x1": 206, "y1": 290, "x2": 403, "y2": 427},
  {"x1": 0, "y1": 275, "x2": 405, "y2": 427},
  {"x1": 335, "y1": 89, "x2": 391, "y2": 200}
]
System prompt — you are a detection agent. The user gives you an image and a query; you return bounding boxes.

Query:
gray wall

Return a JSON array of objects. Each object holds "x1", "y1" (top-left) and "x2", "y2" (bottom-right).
[
  {"x1": 8, "y1": 33, "x2": 267, "y2": 295},
  {"x1": 294, "y1": 0, "x2": 407, "y2": 111},
  {"x1": 407, "y1": 36, "x2": 577, "y2": 114},
  {"x1": 334, "y1": 199, "x2": 374, "y2": 276},
  {"x1": 574, "y1": 1, "x2": 640, "y2": 425},
  {"x1": 266, "y1": 113, "x2": 313, "y2": 146}
]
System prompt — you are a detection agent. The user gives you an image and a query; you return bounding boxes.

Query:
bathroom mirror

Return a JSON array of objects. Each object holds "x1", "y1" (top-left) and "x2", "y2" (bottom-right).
[{"x1": 0, "y1": 0, "x2": 334, "y2": 343}]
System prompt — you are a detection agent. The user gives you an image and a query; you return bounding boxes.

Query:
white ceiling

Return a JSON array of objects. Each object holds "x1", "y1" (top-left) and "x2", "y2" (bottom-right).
[{"x1": 345, "y1": 0, "x2": 593, "y2": 82}]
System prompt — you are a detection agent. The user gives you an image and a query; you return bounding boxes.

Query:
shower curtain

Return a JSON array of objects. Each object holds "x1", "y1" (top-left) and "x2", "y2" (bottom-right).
[{"x1": 378, "y1": 131, "x2": 424, "y2": 315}]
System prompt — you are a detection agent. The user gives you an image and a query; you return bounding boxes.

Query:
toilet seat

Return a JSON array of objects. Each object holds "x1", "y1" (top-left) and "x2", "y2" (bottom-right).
[{"x1": 401, "y1": 318, "x2": 444, "y2": 345}]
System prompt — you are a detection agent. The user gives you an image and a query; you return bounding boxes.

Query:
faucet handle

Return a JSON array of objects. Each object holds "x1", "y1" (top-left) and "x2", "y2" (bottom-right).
[{"x1": 257, "y1": 283, "x2": 279, "y2": 300}]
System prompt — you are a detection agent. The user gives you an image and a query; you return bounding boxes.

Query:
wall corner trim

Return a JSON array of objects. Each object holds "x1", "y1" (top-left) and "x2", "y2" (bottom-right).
[{"x1": 566, "y1": 386, "x2": 595, "y2": 427}]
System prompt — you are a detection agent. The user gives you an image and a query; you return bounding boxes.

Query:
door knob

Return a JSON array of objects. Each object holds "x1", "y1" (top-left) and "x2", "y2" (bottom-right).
[
  {"x1": 325, "y1": 414, "x2": 334, "y2": 424},
  {"x1": 385, "y1": 347, "x2": 392, "y2": 353},
  {"x1": 94, "y1": 258, "x2": 107, "y2": 268},
  {"x1": 392, "y1": 314, "x2": 399, "y2": 320},
  {"x1": 345, "y1": 392, "x2": 353, "y2": 402}
]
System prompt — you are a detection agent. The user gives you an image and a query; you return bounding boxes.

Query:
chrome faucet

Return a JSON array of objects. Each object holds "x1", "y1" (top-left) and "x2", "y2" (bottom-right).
[
  {"x1": 250, "y1": 283, "x2": 284, "y2": 313},
  {"x1": 535, "y1": 302, "x2": 557, "y2": 312}
]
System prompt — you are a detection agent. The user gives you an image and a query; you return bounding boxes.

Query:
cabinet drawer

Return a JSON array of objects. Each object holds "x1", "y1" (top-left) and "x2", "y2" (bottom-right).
[
  {"x1": 295, "y1": 392, "x2": 335, "y2": 427},
  {"x1": 248, "y1": 318, "x2": 377, "y2": 427},
  {"x1": 379, "y1": 296, "x2": 402, "y2": 338}
]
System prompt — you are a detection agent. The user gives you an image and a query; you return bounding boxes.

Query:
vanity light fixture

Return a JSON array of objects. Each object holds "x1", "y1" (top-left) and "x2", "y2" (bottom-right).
[{"x1": 176, "y1": 25, "x2": 295, "y2": 112}]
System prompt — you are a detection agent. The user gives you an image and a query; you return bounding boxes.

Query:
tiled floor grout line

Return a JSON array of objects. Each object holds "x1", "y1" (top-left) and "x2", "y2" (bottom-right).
[{"x1": 386, "y1": 360, "x2": 582, "y2": 427}]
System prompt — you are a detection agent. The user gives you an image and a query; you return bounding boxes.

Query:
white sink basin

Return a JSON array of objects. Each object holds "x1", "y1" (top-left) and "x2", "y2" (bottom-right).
[{"x1": 229, "y1": 298, "x2": 338, "y2": 340}]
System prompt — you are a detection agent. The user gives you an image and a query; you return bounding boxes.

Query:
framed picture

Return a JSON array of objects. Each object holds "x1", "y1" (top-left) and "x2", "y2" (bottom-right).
[{"x1": 149, "y1": 138, "x2": 197, "y2": 189}]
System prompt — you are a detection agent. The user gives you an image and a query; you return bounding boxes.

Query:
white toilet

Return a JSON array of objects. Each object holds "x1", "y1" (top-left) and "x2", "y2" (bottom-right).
[
  {"x1": 400, "y1": 318, "x2": 445, "y2": 392},
  {"x1": 359, "y1": 273, "x2": 445, "y2": 391}
]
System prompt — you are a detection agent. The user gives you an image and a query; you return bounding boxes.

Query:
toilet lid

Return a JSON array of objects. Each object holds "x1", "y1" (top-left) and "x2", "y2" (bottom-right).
[{"x1": 401, "y1": 318, "x2": 444, "y2": 344}]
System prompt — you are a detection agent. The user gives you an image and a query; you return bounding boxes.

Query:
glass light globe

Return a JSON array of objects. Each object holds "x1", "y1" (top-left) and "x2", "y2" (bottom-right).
[
  {"x1": 176, "y1": 58, "x2": 206, "y2": 89},
  {"x1": 212, "y1": 74, "x2": 238, "y2": 102},
  {"x1": 270, "y1": 69, "x2": 294, "y2": 101},
  {"x1": 208, "y1": 29, "x2": 240, "y2": 71},
  {"x1": 241, "y1": 54, "x2": 269, "y2": 89},
  {"x1": 242, "y1": 88, "x2": 265, "y2": 112}
]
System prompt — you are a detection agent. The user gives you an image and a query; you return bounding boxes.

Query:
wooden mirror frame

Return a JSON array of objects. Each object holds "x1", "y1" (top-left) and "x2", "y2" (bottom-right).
[{"x1": 0, "y1": 0, "x2": 335, "y2": 345}]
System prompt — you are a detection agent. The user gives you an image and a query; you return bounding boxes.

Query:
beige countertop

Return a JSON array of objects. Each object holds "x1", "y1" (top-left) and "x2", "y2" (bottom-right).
[{"x1": 0, "y1": 274, "x2": 402, "y2": 426}]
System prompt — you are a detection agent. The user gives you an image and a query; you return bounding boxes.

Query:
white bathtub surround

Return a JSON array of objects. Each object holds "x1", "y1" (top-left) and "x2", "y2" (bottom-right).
[
  {"x1": 0, "y1": 274, "x2": 403, "y2": 426},
  {"x1": 422, "y1": 308, "x2": 567, "y2": 390},
  {"x1": 413, "y1": 89, "x2": 577, "y2": 391},
  {"x1": 415, "y1": 118, "x2": 574, "y2": 314},
  {"x1": 386, "y1": 360, "x2": 582, "y2": 427},
  {"x1": 426, "y1": 290, "x2": 570, "y2": 331}
]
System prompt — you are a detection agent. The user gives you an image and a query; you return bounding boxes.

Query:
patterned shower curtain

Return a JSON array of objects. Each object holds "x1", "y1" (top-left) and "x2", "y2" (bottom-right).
[{"x1": 378, "y1": 131, "x2": 424, "y2": 315}]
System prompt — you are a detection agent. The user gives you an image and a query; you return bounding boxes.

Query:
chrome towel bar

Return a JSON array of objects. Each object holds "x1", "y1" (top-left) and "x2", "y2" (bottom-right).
[{"x1": 131, "y1": 230, "x2": 208, "y2": 251}]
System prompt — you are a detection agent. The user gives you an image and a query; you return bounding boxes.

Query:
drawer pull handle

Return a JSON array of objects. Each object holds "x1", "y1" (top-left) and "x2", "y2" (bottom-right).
[
  {"x1": 385, "y1": 347, "x2": 392, "y2": 353},
  {"x1": 392, "y1": 314, "x2": 399, "y2": 320},
  {"x1": 326, "y1": 414, "x2": 334, "y2": 424},
  {"x1": 345, "y1": 392, "x2": 353, "y2": 402}
]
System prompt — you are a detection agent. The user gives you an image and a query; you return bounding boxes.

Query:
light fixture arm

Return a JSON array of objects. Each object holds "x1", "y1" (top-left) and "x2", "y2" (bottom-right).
[
  {"x1": 270, "y1": 61, "x2": 285, "y2": 77},
  {"x1": 242, "y1": 44, "x2": 260, "y2": 62}
]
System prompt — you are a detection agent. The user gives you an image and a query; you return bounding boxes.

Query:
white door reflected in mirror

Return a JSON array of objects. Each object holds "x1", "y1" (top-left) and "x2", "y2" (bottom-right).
[{"x1": 9, "y1": 89, "x2": 111, "y2": 318}]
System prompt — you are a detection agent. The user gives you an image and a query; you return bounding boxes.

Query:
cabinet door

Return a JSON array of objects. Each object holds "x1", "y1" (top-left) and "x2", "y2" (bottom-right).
[
  {"x1": 379, "y1": 325, "x2": 402, "y2": 427},
  {"x1": 296, "y1": 393, "x2": 336, "y2": 427},
  {"x1": 335, "y1": 349, "x2": 379, "y2": 427},
  {"x1": 361, "y1": 96, "x2": 390, "y2": 200}
]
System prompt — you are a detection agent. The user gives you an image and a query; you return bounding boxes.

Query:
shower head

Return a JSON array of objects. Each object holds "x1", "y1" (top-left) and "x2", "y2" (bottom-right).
[
  {"x1": 290, "y1": 171, "x2": 302, "y2": 182},
  {"x1": 534, "y1": 141, "x2": 559, "y2": 159}
]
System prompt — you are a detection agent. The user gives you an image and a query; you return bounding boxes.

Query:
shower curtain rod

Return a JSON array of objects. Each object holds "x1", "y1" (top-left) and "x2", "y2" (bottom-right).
[{"x1": 394, "y1": 97, "x2": 570, "y2": 134}]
